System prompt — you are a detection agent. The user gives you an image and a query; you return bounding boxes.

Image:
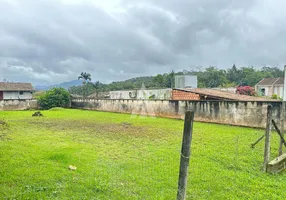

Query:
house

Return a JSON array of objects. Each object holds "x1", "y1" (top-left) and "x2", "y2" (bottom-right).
[
  {"x1": 255, "y1": 78, "x2": 284, "y2": 98},
  {"x1": 172, "y1": 88, "x2": 278, "y2": 101},
  {"x1": 0, "y1": 82, "x2": 34, "y2": 100}
]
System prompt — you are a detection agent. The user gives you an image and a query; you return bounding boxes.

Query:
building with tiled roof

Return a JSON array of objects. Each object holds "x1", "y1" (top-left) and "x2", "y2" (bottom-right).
[
  {"x1": 255, "y1": 77, "x2": 284, "y2": 98},
  {"x1": 0, "y1": 82, "x2": 34, "y2": 100},
  {"x1": 172, "y1": 88, "x2": 279, "y2": 101}
]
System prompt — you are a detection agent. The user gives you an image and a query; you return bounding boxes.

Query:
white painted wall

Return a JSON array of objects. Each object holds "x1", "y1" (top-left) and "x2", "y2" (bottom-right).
[
  {"x1": 175, "y1": 75, "x2": 197, "y2": 88},
  {"x1": 274, "y1": 87, "x2": 278, "y2": 96},
  {"x1": 109, "y1": 89, "x2": 172, "y2": 100},
  {"x1": 137, "y1": 89, "x2": 172, "y2": 99},
  {"x1": 273, "y1": 86, "x2": 284, "y2": 98},
  {"x1": 110, "y1": 90, "x2": 133, "y2": 99},
  {"x1": 3, "y1": 91, "x2": 32, "y2": 100},
  {"x1": 280, "y1": 87, "x2": 284, "y2": 98}
]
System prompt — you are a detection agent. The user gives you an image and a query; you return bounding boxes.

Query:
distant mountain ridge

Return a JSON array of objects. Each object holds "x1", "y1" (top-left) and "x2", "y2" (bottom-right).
[
  {"x1": 35, "y1": 80, "x2": 82, "y2": 90},
  {"x1": 35, "y1": 76, "x2": 155, "y2": 91}
]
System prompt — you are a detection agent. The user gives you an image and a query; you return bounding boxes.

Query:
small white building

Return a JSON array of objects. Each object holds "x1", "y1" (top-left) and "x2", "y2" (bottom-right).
[
  {"x1": 255, "y1": 77, "x2": 284, "y2": 98},
  {"x1": 0, "y1": 82, "x2": 34, "y2": 100}
]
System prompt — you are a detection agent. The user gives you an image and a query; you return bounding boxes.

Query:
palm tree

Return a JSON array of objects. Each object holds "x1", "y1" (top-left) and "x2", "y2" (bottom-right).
[
  {"x1": 92, "y1": 81, "x2": 101, "y2": 99},
  {"x1": 78, "y1": 72, "x2": 91, "y2": 97},
  {"x1": 78, "y1": 72, "x2": 91, "y2": 84}
]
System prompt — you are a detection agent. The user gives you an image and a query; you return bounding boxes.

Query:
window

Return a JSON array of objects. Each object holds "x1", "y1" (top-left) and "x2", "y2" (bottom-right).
[
  {"x1": 20, "y1": 91, "x2": 24, "y2": 95},
  {"x1": 260, "y1": 88, "x2": 265, "y2": 96}
]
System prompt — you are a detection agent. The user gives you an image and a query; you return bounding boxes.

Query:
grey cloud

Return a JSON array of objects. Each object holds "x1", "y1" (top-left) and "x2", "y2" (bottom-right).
[
  {"x1": 122, "y1": 0, "x2": 286, "y2": 67},
  {"x1": 0, "y1": 0, "x2": 286, "y2": 85}
]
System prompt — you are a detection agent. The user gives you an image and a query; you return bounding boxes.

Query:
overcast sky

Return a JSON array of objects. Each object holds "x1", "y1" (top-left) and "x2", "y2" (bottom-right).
[{"x1": 1, "y1": 0, "x2": 286, "y2": 85}]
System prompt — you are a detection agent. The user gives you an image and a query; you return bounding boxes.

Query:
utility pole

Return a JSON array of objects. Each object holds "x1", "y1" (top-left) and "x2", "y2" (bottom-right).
[{"x1": 279, "y1": 65, "x2": 286, "y2": 155}]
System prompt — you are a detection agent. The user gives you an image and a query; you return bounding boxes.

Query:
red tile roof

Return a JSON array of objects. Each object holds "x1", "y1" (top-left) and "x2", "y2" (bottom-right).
[{"x1": 175, "y1": 88, "x2": 279, "y2": 101}]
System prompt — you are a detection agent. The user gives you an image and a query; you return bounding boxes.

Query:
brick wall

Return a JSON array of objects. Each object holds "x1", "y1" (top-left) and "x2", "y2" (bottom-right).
[{"x1": 172, "y1": 89, "x2": 200, "y2": 100}]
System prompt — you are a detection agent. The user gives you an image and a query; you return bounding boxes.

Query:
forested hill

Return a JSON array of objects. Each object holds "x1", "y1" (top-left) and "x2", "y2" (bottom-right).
[
  {"x1": 69, "y1": 65, "x2": 284, "y2": 96},
  {"x1": 106, "y1": 76, "x2": 155, "y2": 90}
]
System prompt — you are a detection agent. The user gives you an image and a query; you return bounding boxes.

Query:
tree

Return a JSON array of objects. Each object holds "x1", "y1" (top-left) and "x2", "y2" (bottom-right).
[
  {"x1": 153, "y1": 74, "x2": 164, "y2": 87},
  {"x1": 78, "y1": 72, "x2": 92, "y2": 97},
  {"x1": 226, "y1": 64, "x2": 243, "y2": 85},
  {"x1": 198, "y1": 67, "x2": 228, "y2": 88},
  {"x1": 38, "y1": 88, "x2": 71, "y2": 110},
  {"x1": 166, "y1": 70, "x2": 175, "y2": 88},
  {"x1": 69, "y1": 66, "x2": 284, "y2": 94},
  {"x1": 240, "y1": 67, "x2": 264, "y2": 86},
  {"x1": 261, "y1": 66, "x2": 283, "y2": 78},
  {"x1": 92, "y1": 81, "x2": 101, "y2": 90},
  {"x1": 78, "y1": 72, "x2": 91, "y2": 84}
]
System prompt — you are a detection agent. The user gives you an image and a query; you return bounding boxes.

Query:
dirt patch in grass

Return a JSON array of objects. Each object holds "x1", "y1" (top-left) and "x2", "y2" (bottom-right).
[{"x1": 26, "y1": 119, "x2": 151, "y2": 138}]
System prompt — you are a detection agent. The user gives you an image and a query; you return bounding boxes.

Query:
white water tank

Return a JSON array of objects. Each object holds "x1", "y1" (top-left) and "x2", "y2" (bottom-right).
[{"x1": 175, "y1": 75, "x2": 197, "y2": 89}]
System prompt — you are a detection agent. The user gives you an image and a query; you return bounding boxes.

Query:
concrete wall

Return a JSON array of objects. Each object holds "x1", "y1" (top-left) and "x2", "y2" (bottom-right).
[
  {"x1": 3, "y1": 91, "x2": 33, "y2": 100},
  {"x1": 0, "y1": 99, "x2": 38, "y2": 110},
  {"x1": 110, "y1": 90, "x2": 132, "y2": 99},
  {"x1": 71, "y1": 99, "x2": 284, "y2": 128},
  {"x1": 137, "y1": 89, "x2": 172, "y2": 100},
  {"x1": 109, "y1": 89, "x2": 172, "y2": 100}
]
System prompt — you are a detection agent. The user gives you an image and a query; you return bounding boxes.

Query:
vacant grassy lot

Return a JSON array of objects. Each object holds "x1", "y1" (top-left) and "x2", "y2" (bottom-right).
[{"x1": 0, "y1": 109, "x2": 285, "y2": 199}]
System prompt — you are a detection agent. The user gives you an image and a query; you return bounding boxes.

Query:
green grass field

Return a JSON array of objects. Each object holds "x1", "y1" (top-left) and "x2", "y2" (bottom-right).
[{"x1": 0, "y1": 109, "x2": 285, "y2": 199}]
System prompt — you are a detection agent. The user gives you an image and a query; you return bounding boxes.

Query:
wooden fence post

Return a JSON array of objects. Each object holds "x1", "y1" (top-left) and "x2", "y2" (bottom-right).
[
  {"x1": 177, "y1": 111, "x2": 194, "y2": 200},
  {"x1": 279, "y1": 102, "x2": 285, "y2": 156},
  {"x1": 263, "y1": 105, "x2": 272, "y2": 172}
]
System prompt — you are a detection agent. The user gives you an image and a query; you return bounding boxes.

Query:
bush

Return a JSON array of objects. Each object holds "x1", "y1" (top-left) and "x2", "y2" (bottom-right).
[
  {"x1": 38, "y1": 88, "x2": 71, "y2": 110},
  {"x1": 236, "y1": 86, "x2": 257, "y2": 96},
  {"x1": 271, "y1": 94, "x2": 278, "y2": 99},
  {"x1": 271, "y1": 94, "x2": 282, "y2": 100}
]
